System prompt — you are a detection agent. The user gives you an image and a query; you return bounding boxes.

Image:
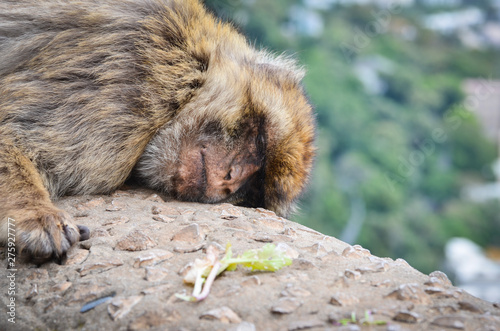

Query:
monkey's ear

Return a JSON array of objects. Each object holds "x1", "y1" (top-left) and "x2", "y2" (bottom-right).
[{"x1": 255, "y1": 51, "x2": 306, "y2": 82}]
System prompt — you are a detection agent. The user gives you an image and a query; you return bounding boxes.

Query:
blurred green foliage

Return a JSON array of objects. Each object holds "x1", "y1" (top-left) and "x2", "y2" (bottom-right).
[{"x1": 204, "y1": 0, "x2": 500, "y2": 274}]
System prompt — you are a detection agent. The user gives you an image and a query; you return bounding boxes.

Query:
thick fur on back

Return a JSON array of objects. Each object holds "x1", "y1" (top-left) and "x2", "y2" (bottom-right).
[{"x1": 0, "y1": 0, "x2": 315, "y2": 216}]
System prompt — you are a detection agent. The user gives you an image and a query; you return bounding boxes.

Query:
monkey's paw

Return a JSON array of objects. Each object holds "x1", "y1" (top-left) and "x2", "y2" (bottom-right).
[{"x1": 9, "y1": 207, "x2": 89, "y2": 264}]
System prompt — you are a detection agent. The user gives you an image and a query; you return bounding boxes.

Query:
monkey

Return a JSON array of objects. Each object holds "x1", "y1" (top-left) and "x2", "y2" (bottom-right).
[{"x1": 0, "y1": 0, "x2": 316, "y2": 263}]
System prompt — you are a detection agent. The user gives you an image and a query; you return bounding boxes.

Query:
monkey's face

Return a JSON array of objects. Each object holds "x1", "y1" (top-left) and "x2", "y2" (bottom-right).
[{"x1": 137, "y1": 118, "x2": 266, "y2": 207}]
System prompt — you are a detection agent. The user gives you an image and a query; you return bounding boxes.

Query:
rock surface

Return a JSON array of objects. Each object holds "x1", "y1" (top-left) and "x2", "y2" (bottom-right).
[{"x1": 1, "y1": 189, "x2": 499, "y2": 330}]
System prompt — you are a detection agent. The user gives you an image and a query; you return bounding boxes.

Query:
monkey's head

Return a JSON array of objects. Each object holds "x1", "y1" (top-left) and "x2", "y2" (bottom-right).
[{"x1": 136, "y1": 38, "x2": 316, "y2": 217}]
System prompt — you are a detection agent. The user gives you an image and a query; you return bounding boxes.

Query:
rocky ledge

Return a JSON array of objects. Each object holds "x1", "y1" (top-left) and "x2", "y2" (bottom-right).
[{"x1": 1, "y1": 189, "x2": 499, "y2": 331}]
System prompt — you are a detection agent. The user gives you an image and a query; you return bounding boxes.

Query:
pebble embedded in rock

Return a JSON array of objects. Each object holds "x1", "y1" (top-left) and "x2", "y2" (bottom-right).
[
  {"x1": 223, "y1": 219, "x2": 254, "y2": 231},
  {"x1": 171, "y1": 223, "x2": 205, "y2": 243},
  {"x1": 271, "y1": 297, "x2": 303, "y2": 314},
  {"x1": 106, "y1": 199, "x2": 126, "y2": 211},
  {"x1": 254, "y1": 217, "x2": 285, "y2": 231},
  {"x1": 102, "y1": 216, "x2": 129, "y2": 226},
  {"x1": 152, "y1": 214, "x2": 175, "y2": 223},
  {"x1": 78, "y1": 258, "x2": 124, "y2": 276},
  {"x1": 386, "y1": 283, "x2": 431, "y2": 304},
  {"x1": 116, "y1": 229, "x2": 157, "y2": 251},
  {"x1": 458, "y1": 301, "x2": 483, "y2": 313},
  {"x1": 288, "y1": 319, "x2": 324, "y2": 330},
  {"x1": 428, "y1": 271, "x2": 453, "y2": 287},
  {"x1": 342, "y1": 245, "x2": 370, "y2": 259},
  {"x1": 227, "y1": 321, "x2": 257, "y2": 331},
  {"x1": 200, "y1": 306, "x2": 242, "y2": 323},
  {"x1": 173, "y1": 243, "x2": 205, "y2": 253},
  {"x1": 64, "y1": 248, "x2": 90, "y2": 265},
  {"x1": 144, "y1": 193, "x2": 164, "y2": 202},
  {"x1": 393, "y1": 311, "x2": 419, "y2": 323},
  {"x1": 303, "y1": 242, "x2": 329, "y2": 256},
  {"x1": 344, "y1": 269, "x2": 361, "y2": 280},
  {"x1": 133, "y1": 249, "x2": 173, "y2": 268},
  {"x1": 107, "y1": 295, "x2": 144, "y2": 320},
  {"x1": 50, "y1": 281, "x2": 72, "y2": 293},
  {"x1": 280, "y1": 285, "x2": 311, "y2": 297},
  {"x1": 431, "y1": 316, "x2": 466, "y2": 329},
  {"x1": 329, "y1": 293, "x2": 360, "y2": 306}
]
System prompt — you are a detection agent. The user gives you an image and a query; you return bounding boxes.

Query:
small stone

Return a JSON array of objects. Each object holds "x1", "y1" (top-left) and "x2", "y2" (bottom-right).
[
  {"x1": 116, "y1": 229, "x2": 157, "y2": 251},
  {"x1": 153, "y1": 205, "x2": 180, "y2": 216},
  {"x1": 344, "y1": 269, "x2": 361, "y2": 280},
  {"x1": 77, "y1": 198, "x2": 105, "y2": 211},
  {"x1": 329, "y1": 293, "x2": 359, "y2": 306},
  {"x1": 111, "y1": 190, "x2": 132, "y2": 198},
  {"x1": 431, "y1": 316, "x2": 466, "y2": 329},
  {"x1": 251, "y1": 233, "x2": 274, "y2": 243},
  {"x1": 64, "y1": 248, "x2": 90, "y2": 265},
  {"x1": 227, "y1": 322, "x2": 256, "y2": 331},
  {"x1": 458, "y1": 301, "x2": 483, "y2": 313},
  {"x1": 424, "y1": 287, "x2": 445, "y2": 295},
  {"x1": 355, "y1": 262, "x2": 388, "y2": 274},
  {"x1": 210, "y1": 204, "x2": 244, "y2": 218},
  {"x1": 102, "y1": 216, "x2": 129, "y2": 226},
  {"x1": 50, "y1": 282, "x2": 72, "y2": 293},
  {"x1": 254, "y1": 217, "x2": 285, "y2": 231},
  {"x1": 145, "y1": 194, "x2": 164, "y2": 202},
  {"x1": 78, "y1": 258, "x2": 124, "y2": 276},
  {"x1": 256, "y1": 208, "x2": 277, "y2": 217},
  {"x1": 223, "y1": 219, "x2": 254, "y2": 231},
  {"x1": 303, "y1": 242, "x2": 328, "y2": 256},
  {"x1": 133, "y1": 249, "x2": 173, "y2": 268},
  {"x1": 241, "y1": 275, "x2": 261, "y2": 286},
  {"x1": 393, "y1": 311, "x2": 419, "y2": 323},
  {"x1": 128, "y1": 310, "x2": 169, "y2": 330},
  {"x1": 292, "y1": 258, "x2": 317, "y2": 270},
  {"x1": 171, "y1": 223, "x2": 205, "y2": 243},
  {"x1": 342, "y1": 245, "x2": 370, "y2": 258},
  {"x1": 280, "y1": 285, "x2": 311, "y2": 297},
  {"x1": 386, "y1": 283, "x2": 431, "y2": 304},
  {"x1": 152, "y1": 214, "x2": 175, "y2": 223},
  {"x1": 105, "y1": 199, "x2": 126, "y2": 211},
  {"x1": 271, "y1": 297, "x2": 302, "y2": 314},
  {"x1": 288, "y1": 319, "x2": 324, "y2": 330},
  {"x1": 428, "y1": 271, "x2": 453, "y2": 287},
  {"x1": 108, "y1": 295, "x2": 143, "y2": 320},
  {"x1": 200, "y1": 306, "x2": 242, "y2": 323},
  {"x1": 283, "y1": 227, "x2": 298, "y2": 238},
  {"x1": 173, "y1": 243, "x2": 205, "y2": 253},
  {"x1": 145, "y1": 266, "x2": 169, "y2": 282},
  {"x1": 372, "y1": 279, "x2": 393, "y2": 288}
]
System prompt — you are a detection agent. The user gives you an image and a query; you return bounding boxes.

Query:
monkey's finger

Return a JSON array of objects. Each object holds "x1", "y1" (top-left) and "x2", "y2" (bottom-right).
[{"x1": 78, "y1": 225, "x2": 90, "y2": 241}]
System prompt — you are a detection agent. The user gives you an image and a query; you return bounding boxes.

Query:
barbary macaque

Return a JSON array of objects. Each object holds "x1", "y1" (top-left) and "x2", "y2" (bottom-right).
[{"x1": 0, "y1": 0, "x2": 316, "y2": 262}]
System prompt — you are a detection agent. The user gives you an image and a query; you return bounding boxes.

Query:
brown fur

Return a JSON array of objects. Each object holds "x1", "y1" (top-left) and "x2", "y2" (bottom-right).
[{"x1": 0, "y1": 0, "x2": 316, "y2": 261}]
